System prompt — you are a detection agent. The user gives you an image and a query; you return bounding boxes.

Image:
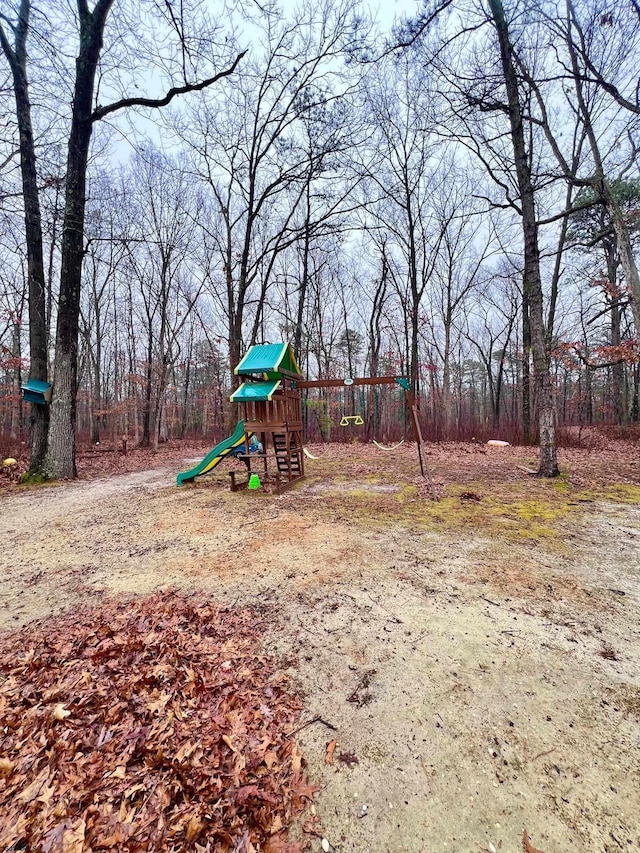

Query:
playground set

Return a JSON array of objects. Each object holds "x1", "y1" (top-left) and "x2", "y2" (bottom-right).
[{"x1": 176, "y1": 342, "x2": 435, "y2": 496}]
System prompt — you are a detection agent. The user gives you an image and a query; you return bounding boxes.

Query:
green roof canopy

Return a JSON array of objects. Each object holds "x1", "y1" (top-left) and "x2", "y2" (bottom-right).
[
  {"x1": 230, "y1": 380, "x2": 282, "y2": 403},
  {"x1": 235, "y1": 343, "x2": 301, "y2": 379}
]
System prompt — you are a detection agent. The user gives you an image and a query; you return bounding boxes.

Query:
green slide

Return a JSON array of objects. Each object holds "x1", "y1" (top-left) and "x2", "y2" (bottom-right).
[{"x1": 176, "y1": 420, "x2": 252, "y2": 485}]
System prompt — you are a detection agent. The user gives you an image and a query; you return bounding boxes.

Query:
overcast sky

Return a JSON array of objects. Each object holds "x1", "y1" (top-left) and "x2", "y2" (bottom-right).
[{"x1": 368, "y1": 0, "x2": 422, "y2": 32}]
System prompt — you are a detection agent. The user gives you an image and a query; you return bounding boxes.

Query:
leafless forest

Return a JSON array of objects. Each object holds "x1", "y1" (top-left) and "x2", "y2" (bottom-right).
[{"x1": 1, "y1": 0, "x2": 639, "y2": 478}]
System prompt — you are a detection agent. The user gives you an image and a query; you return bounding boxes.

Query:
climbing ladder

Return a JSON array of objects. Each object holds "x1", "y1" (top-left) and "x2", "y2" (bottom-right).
[{"x1": 273, "y1": 432, "x2": 302, "y2": 480}]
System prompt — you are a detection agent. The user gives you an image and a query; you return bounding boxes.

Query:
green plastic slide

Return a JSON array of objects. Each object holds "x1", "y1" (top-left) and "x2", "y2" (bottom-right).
[{"x1": 176, "y1": 420, "x2": 251, "y2": 485}]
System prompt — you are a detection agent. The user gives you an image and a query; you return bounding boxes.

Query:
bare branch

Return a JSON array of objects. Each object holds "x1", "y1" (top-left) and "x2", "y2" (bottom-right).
[
  {"x1": 536, "y1": 195, "x2": 602, "y2": 226},
  {"x1": 566, "y1": 0, "x2": 640, "y2": 115},
  {"x1": 90, "y1": 51, "x2": 247, "y2": 122}
]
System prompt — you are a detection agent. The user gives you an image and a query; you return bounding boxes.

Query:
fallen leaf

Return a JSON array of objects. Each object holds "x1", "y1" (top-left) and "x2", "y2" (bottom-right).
[
  {"x1": 337, "y1": 751, "x2": 359, "y2": 768},
  {"x1": 236, "y1": 784, "x2": 261, "y2": 803},
  {"x1": 41, "y1": 822, "x2": 65, "y2": 853},
  {"x1": 270, "y1": 813, "x2": 284, "y2": 834},
  {"x1": 291, "y1": 742, "x2": 302, "y2": 773},
  {"x1": 185, "y1": 813, "x2": 204, "y2": 843},
  {"x1": 0, "y1": 757, "x2": 13, "y2": 775},
  {"x1": 37, "y1": 783, "x2": 57, "y2": 804},
  {"x1": 52, "y1": 704, "x2": 71, "y2": 721},
  {"x1": 174, "y1": 740, "x2": 197, "y2": 762},
  {"x1": 0, "y1": 813, "x2": 28, "y2": 848},
  {"x1": 236, "y1": 785, "x2": 279, "y2": 805},
  {"x1": 523, "y1": 829, "x2": 545, "y2": 853},
  {"x1": 301, "y1": 814, "x2": 322, "y2": 837},
  {"x1": 123, "y1": 782, "x2": 145, "y2": 799},
  {"x1": 62, "y1": 818, "x2": 86, "y2": 853},
  {"x1": 324, "y1": 739, "x2": 337, "y2": 765},
  {"x1": 222, "y1": 734, "x2": 237, "y2": 752},
  {"x1": 53, "y1": 800, "x2": 68, "y2": 819},
  {"x1": 265, "y1": 837, "x2": 303, "y2": 853},
  {"x1": 93, "y1": 828, "x2": 125, "y2": 848},
  {"x1": 146, "y1": 692, "x2": 171, "y2": 714},
  {"x1": 19, "y1": 767, "x2": 50, "y2": 803},
  {"x1": 292, "y1": 779, "x2": 321, "y2": 802},
  {"x1": 264, "y1": 749, "x2": 278, "y2": 769}
]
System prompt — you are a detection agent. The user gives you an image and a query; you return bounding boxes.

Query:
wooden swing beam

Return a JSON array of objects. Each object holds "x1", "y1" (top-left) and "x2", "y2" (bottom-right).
[{"x1": 295, "y1": 376, "x2": 401, "y2": 389}]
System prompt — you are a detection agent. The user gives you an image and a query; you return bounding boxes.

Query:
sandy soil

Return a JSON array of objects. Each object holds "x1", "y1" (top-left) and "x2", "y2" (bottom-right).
[{"x1": 1, "y1": 443, "x2": 639, "y2": 852}]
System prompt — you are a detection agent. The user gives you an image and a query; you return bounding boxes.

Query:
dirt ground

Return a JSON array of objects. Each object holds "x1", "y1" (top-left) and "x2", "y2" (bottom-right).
[{"x1": 1, "y1": 439, "x2": 640, "y2": 852}]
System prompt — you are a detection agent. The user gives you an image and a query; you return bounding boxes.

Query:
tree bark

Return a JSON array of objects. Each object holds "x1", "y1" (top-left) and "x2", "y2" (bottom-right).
[
  {"x1": 142, "y1": 331, "x2": 154, "y2": 447},
  {"x1": 521, "y1": 262, "x2": 531, "y2": 444},
  {"x1": 631, "y1": 364, "x2": 639, "y2": 423}
]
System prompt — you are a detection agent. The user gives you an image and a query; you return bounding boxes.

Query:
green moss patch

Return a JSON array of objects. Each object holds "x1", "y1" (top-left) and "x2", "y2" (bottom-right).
[{"x1": 301, "y1": 474, "x2": 587, "y2": 545}]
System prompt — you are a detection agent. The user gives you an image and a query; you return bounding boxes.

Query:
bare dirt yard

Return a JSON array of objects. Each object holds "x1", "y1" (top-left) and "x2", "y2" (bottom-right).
[{"x1": 2, "y1": 437, "x2": 640, "y2": 852}]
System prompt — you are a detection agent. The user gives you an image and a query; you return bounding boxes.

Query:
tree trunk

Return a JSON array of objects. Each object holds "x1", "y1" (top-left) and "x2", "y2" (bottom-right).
[
  {"x1": 521, "y1": 269, "x2": 532, "y2": 443},
  {"x1": 442, "y1": 306, "x2": 452, "y2": 434},
  {"x1": 42, "y1": 2, "x2": 115, "y2": 478},
  {"x1": 181, "y1": 330, "x2": 193, "y2": 438},
  {"x1": 562, "y1": 6, "x2": 640, "y2": 350},
  {"x1": 142, "y1": 333, "x2": 153, "y2": 447},
  {"x1": 294, "y1": 211, "x2": 311, "y2": 363},
  {"x1": 10, "y1": 320, "x2": 23, "y2": 441},
  {"x1": 91, "y1": 306, "x2": 102, "y2": 445},
  {"x1": 0, "y1": 0, "x2": 49, "y2": 471},
  {"x1": 45, "y1": 353, "x2": 76, "y2": 477},
  {"x1": 585, "y1": 367, "x2": 593, "y2": 424},
  {"x1": 631, "y1": 364, "x2": 639, "y2": 423},
  {"x1": 367, "y1": 244, "x2": 388, "y2": 440},
  {"x1": 606, "y1": 249, "x2": 624, "y2": 425},
  {"x1": 489, "y1": 0, "x2": 558, "y2": 476},
  {"x1": 604, "y1": 184, "x2": 640, "y2": 339}
]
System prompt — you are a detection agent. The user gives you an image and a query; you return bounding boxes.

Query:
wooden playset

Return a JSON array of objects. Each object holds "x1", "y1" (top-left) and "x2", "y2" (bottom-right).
[{"x1": 176, "y1": 341, "x2": 436, "y2": 497}]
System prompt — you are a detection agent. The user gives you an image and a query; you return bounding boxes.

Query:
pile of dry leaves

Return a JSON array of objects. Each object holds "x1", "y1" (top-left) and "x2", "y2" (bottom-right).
[{"x1": 0, "y1": 592, "x2": 317, "y2": 851}]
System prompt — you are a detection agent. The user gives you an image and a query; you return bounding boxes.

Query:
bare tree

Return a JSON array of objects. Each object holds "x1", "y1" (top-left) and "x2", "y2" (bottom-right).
[
  {"x1": 122, "y1": 151, "x2": 204, "y2": 448},
  {"x1": 181, "y1": 0, "x2": 359, "y2": 397},
  {"x1": 568, "y1": 179, "x2": 640, "y2": 423},
  {"x1": 464, "y1": 267, "x2": 520, "y2": 430},
  {"x1": 522, "y1": 1, "x2": 640, "y2": 336},
  {"x1": 0, "y1": 0, "x2": 49, "y2": 469},
  {"x1": 479, "y1": 0, "x2": 558, "y2": 474},
  {"x1": 2, "y1": 0, "x2": 245, "y2": 478},
  {"x1": 359, "y1": 54, "x2": 448, "y2": 395},
  {"x1": 428, "y1": 175, "x2": 499, "y2": 432}
]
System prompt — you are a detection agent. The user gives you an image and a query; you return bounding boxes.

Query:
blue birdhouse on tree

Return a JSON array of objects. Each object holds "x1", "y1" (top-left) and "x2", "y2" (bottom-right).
[{"x1": 21, "y1": 379, "x2": 52, "y2": 405}]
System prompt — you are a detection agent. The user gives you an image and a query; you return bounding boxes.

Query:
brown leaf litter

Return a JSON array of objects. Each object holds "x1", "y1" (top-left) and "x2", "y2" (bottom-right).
[{"x1": 0, "y1": 591, "x2": 317, "y2": 851}]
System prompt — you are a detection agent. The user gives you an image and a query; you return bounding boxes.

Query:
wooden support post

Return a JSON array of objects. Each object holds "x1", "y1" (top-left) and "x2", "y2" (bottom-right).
[
  {"x1": 229, "y1": 471, "x2": 249, "y2": 492},
  {"x1": 407, "y1": 392, "x2": 438, "y2": 502},
  {"x1": 274, "y1": 472, "x2": 304, "y2": 494}
]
